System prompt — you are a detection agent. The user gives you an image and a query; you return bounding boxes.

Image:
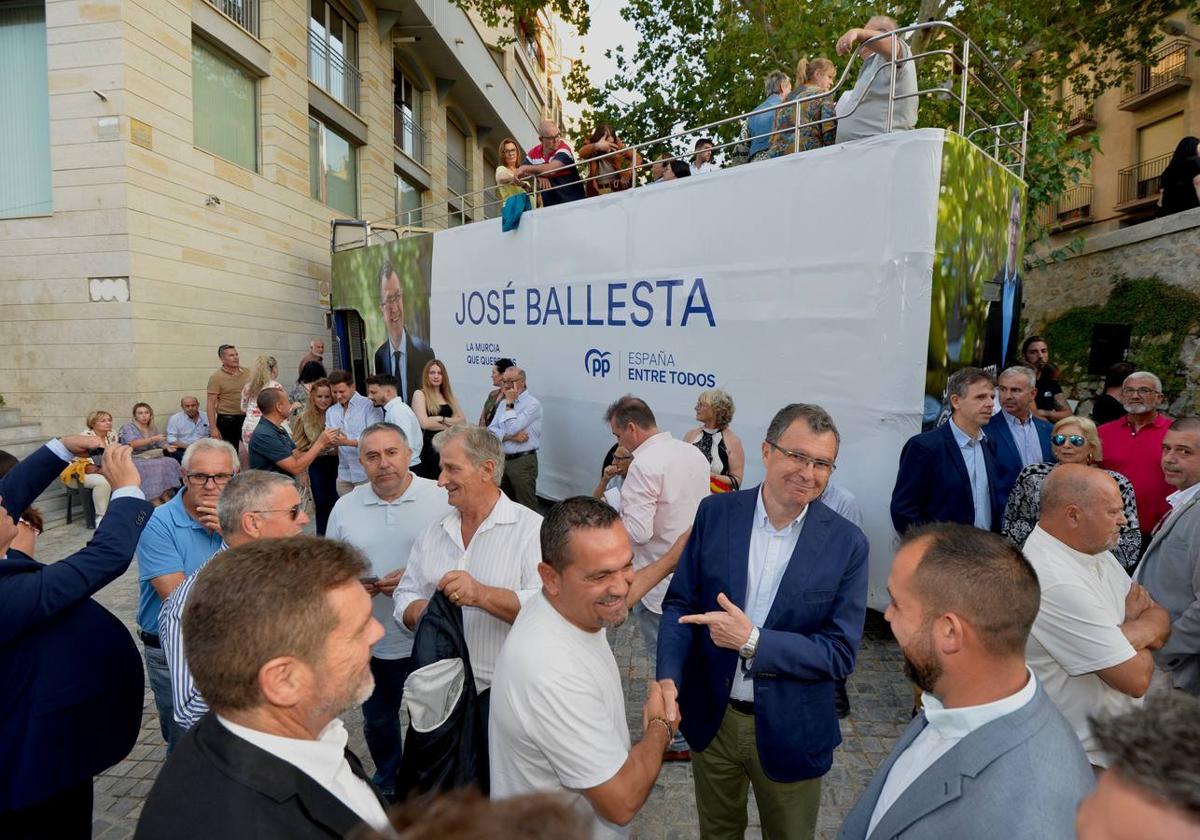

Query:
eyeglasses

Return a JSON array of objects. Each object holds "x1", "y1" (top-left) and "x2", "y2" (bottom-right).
[
  {"x1": 1121, "y1": 387, "x2": 1160, "y2": 397},
  {"x1": 382, "y1": 292, "x2": 404, "y2": 307},
  {"x1": 251, "y1": 504, "x2": 304, "y2": 520},
  {"x1": 539, "y1": 133, "x2": 560, "y2": 142},
  {"x1": 765, "y1": 441, "x2": 836, "y2": 474},
  {"x1": 1052, "y1": 434, "x2": 1087, "y2": 447},
  {"x1": 186, "y1": 472, "x2": 235, "y2": 488}
]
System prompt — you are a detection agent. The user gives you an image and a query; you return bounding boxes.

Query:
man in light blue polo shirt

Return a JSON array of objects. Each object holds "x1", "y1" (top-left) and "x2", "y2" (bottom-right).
[
  {"x1": 326, "y1": 421, "x2": 452, "y2": 798},
  {"x1": 135, "y1": 438, "x2": 237, "y2": 751}
]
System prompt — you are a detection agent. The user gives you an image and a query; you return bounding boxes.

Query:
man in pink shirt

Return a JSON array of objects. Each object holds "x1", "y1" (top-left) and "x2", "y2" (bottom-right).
[
  {"x1": 1098, "y1": 370, "x2": 1174, "y2": 539},
  {"x1": 605, "y1": 395, "x2": 710, "y2": 758}
]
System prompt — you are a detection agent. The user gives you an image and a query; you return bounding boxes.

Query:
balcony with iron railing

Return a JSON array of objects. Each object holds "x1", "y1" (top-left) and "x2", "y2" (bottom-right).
[
  {"x1": 1062, "y1": 93, "x2": 1096, "y2": 138},
  {"x1": 1119, "y1": 40, "x2": 1191, "y2": 110},
  {"x1": 394, "y1": 106, "x2": 428, "y2": 168},
  {"x1": 1035, "y1": 184, "x2": 1095, "y2": 230},
  {"x1": 203, "y1": 0, "x2": 258, "y2": 36},
  {"x1": 1117, "y1": 153, "x2": 1172, "y2": 211},
  {"x1": 447, "y1": 157, "x2": 476, "y2": 221},
  {"x1": 308, "y1": 29, "x2": 362, "y2": 114}
]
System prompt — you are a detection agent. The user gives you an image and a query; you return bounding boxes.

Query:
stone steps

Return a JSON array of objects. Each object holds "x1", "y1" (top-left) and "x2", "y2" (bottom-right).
[{"x1": 0, "y1": 405, "x2": 74, "y2": 527}]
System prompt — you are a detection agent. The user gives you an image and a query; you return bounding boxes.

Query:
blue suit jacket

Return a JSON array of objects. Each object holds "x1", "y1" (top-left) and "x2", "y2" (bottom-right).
[
  {"x1": 837, "y1": 685, "x2": 1093, "y2": 840},
  {"x1": 889, "y1": 422, "x2": 1004, "y2": 535},
  {"x1": 373, "y1": 331, "x2": 434, "y2": 403},
  {"x1": 657, "y1": 489, "x2": 869, "y2": 782},
  {"x1": 984, "y1": 411, "x2": 1053, "y2": 512},
  {"x1": 0, "y1": 445, "x2": 153, "y2": 810}
]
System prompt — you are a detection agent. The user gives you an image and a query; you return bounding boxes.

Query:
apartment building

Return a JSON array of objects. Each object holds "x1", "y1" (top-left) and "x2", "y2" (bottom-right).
[
  {"x1": 1039, "y1": 14, "x2": 1198, "y2": 243},
  {"x1": 0, "y1": 0, "x2": 569, "y2": 434}
]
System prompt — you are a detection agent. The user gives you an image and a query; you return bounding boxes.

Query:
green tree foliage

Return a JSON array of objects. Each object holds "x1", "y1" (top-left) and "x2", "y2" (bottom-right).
[{"x1": 564, "y1": 0, "x2": 1199, "y2": 239}]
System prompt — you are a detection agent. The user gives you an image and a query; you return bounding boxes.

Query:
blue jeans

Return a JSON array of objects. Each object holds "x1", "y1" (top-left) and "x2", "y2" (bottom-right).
[
  {"x1": 144, "y1": 643, "x2": 185, "y2": 753},
  {"x1": 362, "y1": 656, "x2": 414, "y2": 797},
  {"x1": 634, "y1": 604, "x2": 689, "y2": 753}
]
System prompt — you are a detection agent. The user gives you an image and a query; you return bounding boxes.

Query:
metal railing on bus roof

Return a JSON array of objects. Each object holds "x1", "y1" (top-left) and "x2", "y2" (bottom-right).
[{"x1": 367, "y1": 20, "x2": 1030, "y2": 235}]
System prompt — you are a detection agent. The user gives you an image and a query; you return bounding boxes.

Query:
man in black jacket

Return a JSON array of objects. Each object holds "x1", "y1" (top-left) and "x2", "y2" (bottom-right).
[
  {"x1": 0, "y1": 440, "x2": 152, "y2": 839},
  {"x1": 136, "y1": 536, "x2": 389, "y2": 839}
]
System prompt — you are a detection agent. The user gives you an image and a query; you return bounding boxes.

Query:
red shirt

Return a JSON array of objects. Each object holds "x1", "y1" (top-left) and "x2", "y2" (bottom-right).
[{"x1": 1098, "y1": 413, "x2": 1173, "y2": 533}]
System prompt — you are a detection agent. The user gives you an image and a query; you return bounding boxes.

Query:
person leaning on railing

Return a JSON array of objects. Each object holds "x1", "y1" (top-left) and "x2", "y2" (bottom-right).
[
  {"x1": 494, "y1": 137, "x2": 533, "y2": 209},
  {"x1": 768, "y1": 57, "x2": 838, "y2": 157},
  {"x1": 578, "y1": 123, "x2": 641, "y2": 197},
  {"x1": 746, "y1": 70, "x2": 791, "y2": 162},
  {"x1": 834, "y1": 15, "x2": 918, "y2": 143}
]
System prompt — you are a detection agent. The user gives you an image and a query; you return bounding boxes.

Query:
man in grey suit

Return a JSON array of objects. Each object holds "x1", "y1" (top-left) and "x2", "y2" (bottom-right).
[
  {"x1": 1136, "y1": 416, "x2": 1200, "y2": 695},
  {"x1": 838, "y1": 523, "x2": 1093, "y2": 840}
]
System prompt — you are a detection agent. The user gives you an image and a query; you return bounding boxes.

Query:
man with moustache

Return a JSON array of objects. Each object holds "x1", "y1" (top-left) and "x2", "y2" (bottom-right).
[
  {"x1": 1098, "y1": 371, "x2": 1175, "y2": 539},
  {"x1": 135, "y1": 537, "x2": 390, "y2": 838},
  {"x1": 490, "y1": 497, "x2": 681, "y2": 838},
  {"x1": 658, "y1": 403, "x2": 869, "y2": 839},
  {"x1": 372, "y1": 261, "x2": 434, "y2": 402},
  {"x1": 837, "y1": 524, "x2": 1093, "y2": 840}
]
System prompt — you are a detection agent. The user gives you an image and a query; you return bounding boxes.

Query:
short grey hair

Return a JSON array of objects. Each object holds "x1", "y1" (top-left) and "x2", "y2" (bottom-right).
[
  {"x1": 358, "y1": 422, "x2": 409, "y2": 456},
  {"x1": 764, "y1": 70, "x2": 790, "y2": 96},
  {"x1": 947, "y1": 366, "x2": 995, "y2": 401},
  {"x1": 999, "y1": 365, "x2": 1037, "y2": 388},
  {"x1": 434, "y1": 424, "x2": 505, "y2": 485},
  {"x1": 181, "y1": 438, "x2": 239, "y2": 473},
  {"x1": 866, "y1": 15, "x2": 899, "y2": 31},
  {"x1": 217, "y1": 470, "x2": 296, "y2": 536},
  {"x1": 765, "y1": 403, "x2": 840, "y2": 449},
  {"x1": 1092, "y1": 694, "x2": 1200, "y2": 820},
  {"x1": 1125, "y1": 371, "x2": 1163, "y2": 393}
]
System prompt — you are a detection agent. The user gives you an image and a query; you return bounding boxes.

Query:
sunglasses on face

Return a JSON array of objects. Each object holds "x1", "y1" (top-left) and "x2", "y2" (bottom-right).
[{"x1": 1052, "y1": 434, "x2": 1086, "y2": 447}]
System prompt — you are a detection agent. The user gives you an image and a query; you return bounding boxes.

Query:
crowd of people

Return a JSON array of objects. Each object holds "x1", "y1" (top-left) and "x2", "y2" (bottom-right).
[{"x1": 3, "y1": 319, "x2": 1200, "y2": 840}]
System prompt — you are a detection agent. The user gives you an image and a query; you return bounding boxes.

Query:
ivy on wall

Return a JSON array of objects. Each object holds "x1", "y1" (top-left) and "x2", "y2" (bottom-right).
[{"x1": 1042, "y1": 276, "x2": 1200, "y2": 399}]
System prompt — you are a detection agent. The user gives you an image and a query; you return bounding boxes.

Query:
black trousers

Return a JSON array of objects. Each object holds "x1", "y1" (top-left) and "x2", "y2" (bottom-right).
[
  {"x1": 0, "y1": 779, "x2": 92, "y2": 840},
  {"x1": 215, "y1": 413, "x2": 245, "y2": 450}
]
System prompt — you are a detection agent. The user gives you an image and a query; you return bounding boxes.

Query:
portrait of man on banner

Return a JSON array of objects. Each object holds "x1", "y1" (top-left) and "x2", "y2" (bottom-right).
[
  {"x1": 373, "y1": 255, "x2": 435, "y2": 402},
  {"x1": 983, "y1": 185, "x2": 1024, "y2": 369}
]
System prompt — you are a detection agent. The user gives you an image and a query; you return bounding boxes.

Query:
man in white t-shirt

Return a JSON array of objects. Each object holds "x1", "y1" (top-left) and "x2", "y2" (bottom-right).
[
  {"x1": 365, "y1": 374, "x2": 422, "y2": 468},
  {"x1": 490, "y1": 496, "x2": 680, "y2": 838},
  {"x1": 1023, "y1": 465, "x2": 1171, "y2": 767}
]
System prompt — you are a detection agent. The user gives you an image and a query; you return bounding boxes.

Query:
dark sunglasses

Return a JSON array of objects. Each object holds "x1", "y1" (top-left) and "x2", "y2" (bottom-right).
[{"x1": 1052, "y1": 434, "x2": 1086, "y2": 447}]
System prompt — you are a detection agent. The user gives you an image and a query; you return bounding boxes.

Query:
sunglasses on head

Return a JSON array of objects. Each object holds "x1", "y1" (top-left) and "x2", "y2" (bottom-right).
[{"x1": 1052, "y1": 434, "x2": 1086, "y2": 447}]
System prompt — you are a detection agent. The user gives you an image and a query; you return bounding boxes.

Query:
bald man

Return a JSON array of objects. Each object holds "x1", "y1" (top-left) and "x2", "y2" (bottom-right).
[
  {"x1": 517, "y1": 120, "x2": 585, "y2": 206},
  {"x1": 1022, "y1": 464, "x2": 1170, "y2": 768},
  {"x1": 834, "y1": 15, "x2": 918, "y2": 143}
]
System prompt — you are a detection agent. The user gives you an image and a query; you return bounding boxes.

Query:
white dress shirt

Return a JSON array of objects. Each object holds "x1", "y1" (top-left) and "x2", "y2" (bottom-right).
[
  {"x1": 949, "y1": 417, "x2": 992, "y2": 530},
  {"x1": 619, "y1": 432, "x2": 711, "y2": 613},
  {"x1": 325, "y1": 391, "x2": 382, "y2": 483},
  {"x1": 393, "y1": 491, "x2": 543, "y2": 691},
  {"x1": 327, "y1": 477, "x2": 452, "y2": 660},
  {"x1": 867, "y1": 670, "x2": 1039, "y2": 836},
  {"x1": 731, "y1": 491, "x2": 806, "y2": 701},
  {"x1": 382, "y1": 395, "x2": 424, "y2": 467},
  {"x1": 216, "y1": 716, "x2": 389, "y2": 831},
  {"x1": 487, "y1": 391, "x2": 542, "y2": 455}
]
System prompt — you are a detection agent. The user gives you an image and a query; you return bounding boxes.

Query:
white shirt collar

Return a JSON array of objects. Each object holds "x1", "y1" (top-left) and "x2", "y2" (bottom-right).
[
  {"x1": 754, "y1": 487, "x2": 807, "y2": 536},
  {"x1": 920, "y1": 668, "x2": 1038, "y2": 740},
  {"x1": 216, "y1": 716, "x2": 351, "y2": 789},
  {"x1": 440, "y1": 490, "x2": 517, "y2": 548},
  {"x1": 1167, "y1": 481, "x2": 1200, "y2": 510},
  {"x1": 1027, "y1": 525, "x2": 1111, "y2": 570}
]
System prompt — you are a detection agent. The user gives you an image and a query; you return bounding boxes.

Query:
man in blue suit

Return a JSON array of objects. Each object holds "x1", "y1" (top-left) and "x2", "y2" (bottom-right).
[
  {"x1": 0, "y1": 440, "x2": 153, "y2": 838},
  {"x1": 837, "y1": 523, "x2": 1094, "y2": 839},
  {"x1": 658, "y1": 404, "x2": 869, "y2": 839},
  {"x1": 985, "y1": 365, "x2": 1053, "y2": 512},
  {"x1": 373, "y1": 260, "x2": 434, "y2": 403},
  {"x1": 891, "y1": 367, "x2": 1003, "y2": 535}
]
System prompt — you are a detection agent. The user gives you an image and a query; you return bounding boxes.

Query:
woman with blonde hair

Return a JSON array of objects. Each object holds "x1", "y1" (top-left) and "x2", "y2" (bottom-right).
[
  {"x1": 292, "y1": 377, "x2": 339, "y2": 535},
  {"x1": 59, "y1": 410, "x2": 118, "y2": 526},
  {"x1": 118, "y1": 403, "x2": 182, "y2": 502},
  {"x1": 411, "y1": 359, "x2": 465, "y2": 480},
  {"x1": 240, "y1": 354, "x2": 285, "y2": 448},
  {"x1": 494, "y1": 137, "x2": 530, "y2": 210},
  {"x1": 1002, "y1": 415, "x2": 1142, "y2": 570},
  {"x1": 683, "y1": 388, "x2": 745, "y2": 492},
  {"x1": 768, "y1": 56, "x2": 838, "y2": 157}
]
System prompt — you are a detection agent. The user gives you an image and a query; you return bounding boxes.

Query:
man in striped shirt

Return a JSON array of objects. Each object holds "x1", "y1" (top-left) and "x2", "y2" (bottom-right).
[{"x1": 160, "y1": 471, "x2": 309, "y2": 730}]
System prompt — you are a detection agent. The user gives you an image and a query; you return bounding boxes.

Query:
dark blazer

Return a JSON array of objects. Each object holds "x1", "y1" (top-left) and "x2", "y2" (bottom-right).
[
  {"x1": 135, "y1": 713, "x2": 387, "y2": 839},
  {"x1": 984, "y1": 411, "x2": 1053, "y2": 512},
  {"x1": 0, "y1": 444, "x2": 153, "y2": 811},
  {"x1": 890, "y1": 421, "x2": 1004, "y2": 536},
  {"x1": 373, "y1": 331, "x2": 435, "y2": 402},
  {"x1": 837, "y1": 685, "x2": 1094, "y2": 840},
  {"x1": 657, "y1": 489, "x2": 869, "y2": 782}
]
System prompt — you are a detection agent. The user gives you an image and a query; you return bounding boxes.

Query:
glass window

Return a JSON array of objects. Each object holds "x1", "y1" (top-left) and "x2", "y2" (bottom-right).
[
  {"x1": 394, "y1": 70, "x2": 423, "y2": 163},
  {"x1": 192, "y1": 38, "x2": 258, "y2": 171},
  {"x1": 0, "y1": 2, "x2": 51, "y2": 218},
  {"x1": 309, "y1": 116, "x2": 358, "y2": 217},
  {"x1": 397, "y1": 173, "x2": 424, "y2": 227},
  {"x1": 308, "y1": 0, "x2": 359, "y2": 110}
]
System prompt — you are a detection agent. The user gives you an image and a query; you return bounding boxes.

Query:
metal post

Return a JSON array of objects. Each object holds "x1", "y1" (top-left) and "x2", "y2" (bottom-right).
[
  {"x1": 1018, "y1": 108, "x2": 1030, "y2": 180},
  {"x1": 792, "y1": 97, "x2": 801, "y2": 154},
  {"x1": 886, "y1": 32, "x2": 897, "y2": 132},
  {"x1": 958, "y1": 39, "x2": 970, "y2": 136}
]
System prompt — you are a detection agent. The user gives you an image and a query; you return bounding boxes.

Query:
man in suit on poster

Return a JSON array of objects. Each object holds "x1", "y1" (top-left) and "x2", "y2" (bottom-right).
[{"x1": 373, "y1": 260, "x2": 434, "y2": 403}]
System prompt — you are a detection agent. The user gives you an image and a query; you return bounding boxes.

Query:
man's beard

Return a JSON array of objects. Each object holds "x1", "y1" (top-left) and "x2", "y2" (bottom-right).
[
  {"x1": 597, "y1": 600, "x2": 629, "y2": 629},
  {"x1": 1123, "y1": 402, "x2": 1153, "y2": 415},
  {"x1": 315, "y1": 668, "x2": 376, "y2": 719},
  {"x1": 901, "y1": 627, "x2": 942, "y2": 694}
]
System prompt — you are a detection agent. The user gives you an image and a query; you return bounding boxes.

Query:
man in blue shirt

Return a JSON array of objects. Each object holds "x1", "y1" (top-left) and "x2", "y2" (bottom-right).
[
  {"x1": 135, "y1": 438, "x2": 237, "y2": 750},
  {"x1": 327, "y1": 369, "x2": 383, "y2": 496},
  {"x1": 164, "y1": 396, "x2": 209, "y2": 462},
  {"x1": 746, "y1": 71, "x2": 790, "y2": 160}
]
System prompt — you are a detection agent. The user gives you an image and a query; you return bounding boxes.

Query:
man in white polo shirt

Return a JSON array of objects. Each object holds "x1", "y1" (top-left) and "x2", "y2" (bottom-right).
[
  {"x1": 491, "y1": 496, "x2": 680, "y2": 838},
  {"x1": 1022, "y1": 464, "x2": 1171, "y2": 767},
  {"x1": 326, "y1": 421, "x2": 452, "y2": 798}
]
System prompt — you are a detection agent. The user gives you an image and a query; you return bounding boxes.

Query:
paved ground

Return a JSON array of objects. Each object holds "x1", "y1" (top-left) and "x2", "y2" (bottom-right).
[{"x1": 36, "y1": 520, "x2": 911, "y2": 839}]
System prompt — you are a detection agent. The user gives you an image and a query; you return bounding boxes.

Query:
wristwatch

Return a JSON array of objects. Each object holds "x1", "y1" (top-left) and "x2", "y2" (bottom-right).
[{"x1": 739, "y1": 626, "x2": 760, "y2": 660}]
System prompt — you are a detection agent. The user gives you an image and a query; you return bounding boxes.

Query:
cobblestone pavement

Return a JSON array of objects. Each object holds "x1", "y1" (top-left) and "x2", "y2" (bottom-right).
[{"x1": 36, "y1": 521, "x2": 911, "y2": 839}]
